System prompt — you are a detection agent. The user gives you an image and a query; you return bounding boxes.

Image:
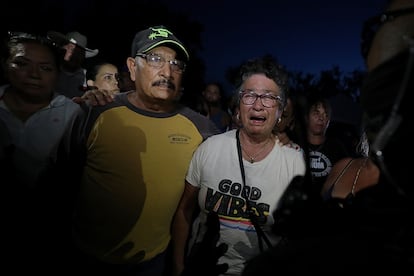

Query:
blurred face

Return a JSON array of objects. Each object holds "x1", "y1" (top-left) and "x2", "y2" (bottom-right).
[
  {"x1": 307, "y1": 103, "x2": 330, "y2": 136},
  {"x1": 127, "y1": 46, "x2": 184, "y2": 104},
  {"x1": 62, "y1": 43, "x2": 85, "y2": 70},
  {"x1": 6, "y1": 41, "x2": 58, "y2": 100},
  {"x1": 88, "y1": 64, "x2": 120, "y2": 94},
  {"x1": 118, "y1": 71, "x2": 135, "y2": 92},
  {"x1": 239, "y1": 74, "x2": 283, "y2": 137},
  {"x1": 203, "y1": 84, "x2": 221, "y2": 104}
]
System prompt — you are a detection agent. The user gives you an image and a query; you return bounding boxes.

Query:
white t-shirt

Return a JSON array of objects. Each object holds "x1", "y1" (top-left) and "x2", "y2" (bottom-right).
[{"x1": 186, "y1": 129, "x2": 306, "y2": 275}]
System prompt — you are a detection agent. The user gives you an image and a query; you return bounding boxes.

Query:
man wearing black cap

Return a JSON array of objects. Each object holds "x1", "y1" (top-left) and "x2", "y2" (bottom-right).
[
  {"x1": 71, "y1": 25, "x2": 219, "y2": 275},
  {"x1": 47, "y1": 31, "x2": 99, "y2": 99}
]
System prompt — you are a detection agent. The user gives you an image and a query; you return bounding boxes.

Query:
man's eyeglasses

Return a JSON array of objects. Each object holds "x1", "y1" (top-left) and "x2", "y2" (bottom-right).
[
  {"x1": 361, "y1": 6, "x2": 414, "y2": 59},
  {"x1": 136, "y1": 53, "x2": 186, "y2": 74},
  {"x1": 239, "y1": 90, "x2": 282, "y2": 108}
]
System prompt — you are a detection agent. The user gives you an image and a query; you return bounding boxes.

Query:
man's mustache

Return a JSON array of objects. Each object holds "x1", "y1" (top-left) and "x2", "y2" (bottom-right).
[{"x1": 153, "y1": 79, "x2": 175, "y2": 90}]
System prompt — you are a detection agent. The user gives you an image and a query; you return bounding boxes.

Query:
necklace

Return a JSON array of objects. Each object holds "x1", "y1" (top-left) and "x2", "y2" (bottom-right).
[{"x1": 241, "y1": 138, "x2": 272, "y2": 163}]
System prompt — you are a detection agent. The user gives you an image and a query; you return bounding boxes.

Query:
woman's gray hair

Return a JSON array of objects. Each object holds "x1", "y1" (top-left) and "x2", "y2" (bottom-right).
[{"x1": 234, "y1": 55, "x2": 289, "y2": 108}]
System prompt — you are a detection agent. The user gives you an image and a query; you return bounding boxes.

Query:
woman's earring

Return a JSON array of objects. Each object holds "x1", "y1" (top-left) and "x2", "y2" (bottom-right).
[
  {"x1": 277, "y1": 117, "x2": 282, "y2": 123},
  {"x1": 236, "y1": 113, "x2": 240, "y2": 120}
]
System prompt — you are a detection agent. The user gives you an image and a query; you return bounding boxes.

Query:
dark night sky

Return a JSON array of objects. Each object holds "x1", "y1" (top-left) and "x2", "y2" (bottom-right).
[
  {"x1": 160, "y1": 0, "x2": 388, "y2": 91},
  {"x1": 2, "y1": 0, "x2": 389, "y2": 127},
  {"x1": 4, "y1": 0, "x2": 388, "y2": 95}
]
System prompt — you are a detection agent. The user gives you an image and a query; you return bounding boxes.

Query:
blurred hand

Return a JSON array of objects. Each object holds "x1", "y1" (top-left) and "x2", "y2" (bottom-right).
[
  {"x1": 72, "y1": 87, "x2": 117, "y2": 106},
  {"x1": 181, "y1": 212, "x2": 228, "y2": 276}
]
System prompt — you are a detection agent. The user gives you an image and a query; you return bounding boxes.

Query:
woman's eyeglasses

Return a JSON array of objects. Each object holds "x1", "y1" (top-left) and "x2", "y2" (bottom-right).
[{"x1": 239, "y1": 90, "x2": 282, "y2": 108}]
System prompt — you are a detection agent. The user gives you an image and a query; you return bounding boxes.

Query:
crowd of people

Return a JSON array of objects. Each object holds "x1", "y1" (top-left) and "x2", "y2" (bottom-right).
[{"x1": 1, "y1": 0, "x2": 413, "y2": 274}]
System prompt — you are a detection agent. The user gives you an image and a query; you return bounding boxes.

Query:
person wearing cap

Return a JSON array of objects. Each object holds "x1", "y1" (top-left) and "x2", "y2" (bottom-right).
[
  {"x1": 47, "y1": 31, "x2": 99, "y2": 99},
  {"x1": 70, "y1": 25, "x2": 220, "y2": 275}
]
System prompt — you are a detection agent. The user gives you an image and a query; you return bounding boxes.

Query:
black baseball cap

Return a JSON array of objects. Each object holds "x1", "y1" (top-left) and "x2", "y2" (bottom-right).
[{"x1": 131, "y1": 25, "x2": 189, "y2": 61}]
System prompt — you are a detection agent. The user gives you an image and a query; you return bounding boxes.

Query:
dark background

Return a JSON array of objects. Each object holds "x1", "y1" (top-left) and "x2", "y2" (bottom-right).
[{"x1": 2, "y1": 0, "x2": 387, "y2": 110}]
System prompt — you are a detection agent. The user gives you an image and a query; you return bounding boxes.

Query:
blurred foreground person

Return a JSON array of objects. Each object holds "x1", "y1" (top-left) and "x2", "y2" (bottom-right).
[
  {"x1": 320, "y1": 131, "x2": 380, "y2": 202},
  {"x1": 243, "y1": 0, "x2": 414, "y2": 274},
  {"x1": 0, "y1": 31, "x2": 84, "y2": 274}
]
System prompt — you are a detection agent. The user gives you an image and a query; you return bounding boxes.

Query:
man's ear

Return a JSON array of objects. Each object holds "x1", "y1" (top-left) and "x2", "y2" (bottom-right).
[{"x1": 126, "y1": 57, "x2": 137, "y2": 82}]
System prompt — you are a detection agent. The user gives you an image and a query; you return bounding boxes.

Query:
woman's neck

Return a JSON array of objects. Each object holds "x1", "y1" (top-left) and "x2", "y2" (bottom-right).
[
  {"x1": 240, "y1": 129, "x2": 274, "y2": 145},
  {"x1": 239, "y1": 129, "x2": 275, "y2": 163}
]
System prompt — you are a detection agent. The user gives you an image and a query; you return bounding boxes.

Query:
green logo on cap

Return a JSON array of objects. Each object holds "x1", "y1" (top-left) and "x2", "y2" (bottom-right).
[{"x1": 149, "y1": 28, "x2": 173, "y2": 40}]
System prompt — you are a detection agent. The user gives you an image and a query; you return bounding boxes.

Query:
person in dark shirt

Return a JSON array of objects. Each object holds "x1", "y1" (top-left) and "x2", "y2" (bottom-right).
[
  {"x1": 197, "y1": 82, "x2": 231, "y2": 133},
  {"x1": 304, "y1": 95, "x2": 350, "y2": 197}
]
